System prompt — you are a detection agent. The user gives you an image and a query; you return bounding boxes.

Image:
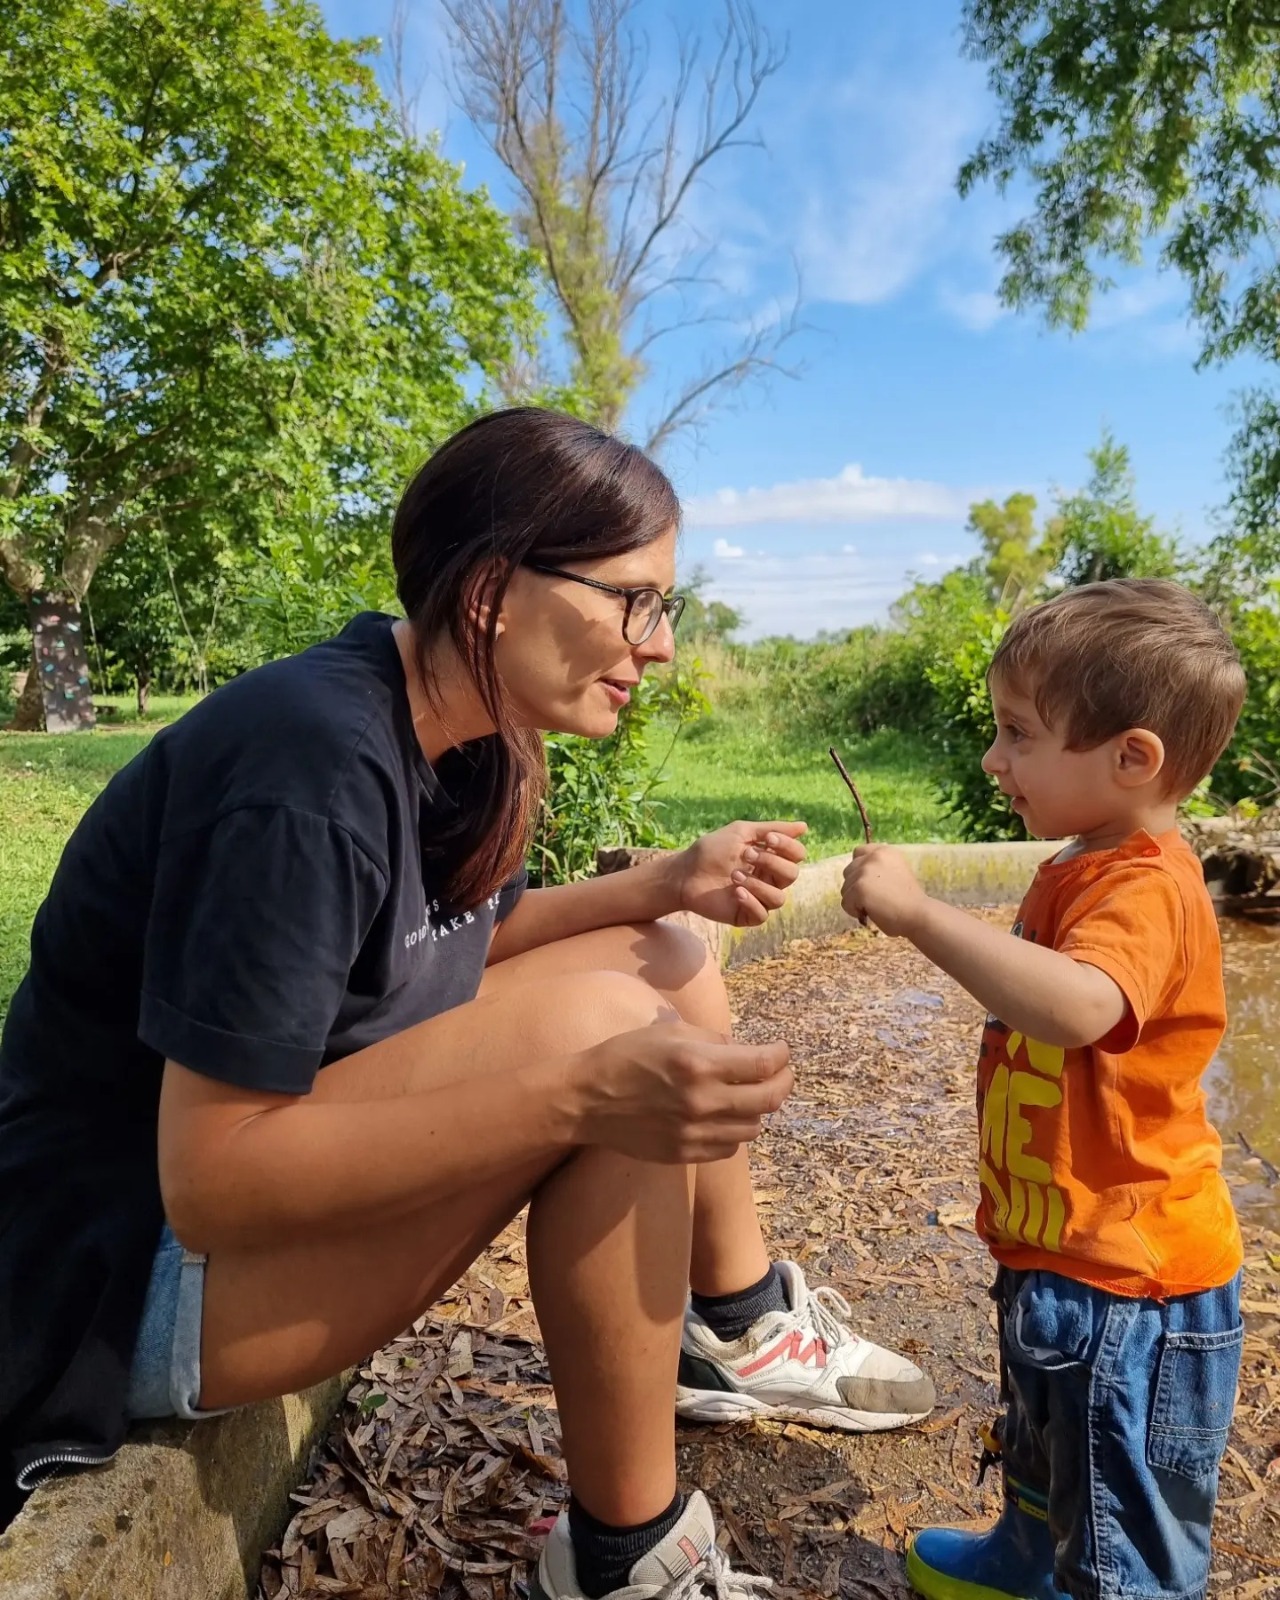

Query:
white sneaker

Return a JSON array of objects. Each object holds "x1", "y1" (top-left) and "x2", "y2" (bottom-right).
[
  {"x1": 675, "y1": 1260, "x2": 935, "y2": 1432},
  {"x1": 531, "y1": 1490, "x2": 772, "y2": 1600}
]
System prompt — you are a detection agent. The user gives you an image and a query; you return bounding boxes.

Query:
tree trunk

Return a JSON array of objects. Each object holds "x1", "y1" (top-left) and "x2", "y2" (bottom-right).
[
  {"x1": 27, "y1": 592, "x2": 96, "y2": 732},
  {"x1": 136, "y1": 666, "x2": 151, "y2": 719},
  {"x1": 7, "y1": 648, "x2": 45, "y2": 731}
]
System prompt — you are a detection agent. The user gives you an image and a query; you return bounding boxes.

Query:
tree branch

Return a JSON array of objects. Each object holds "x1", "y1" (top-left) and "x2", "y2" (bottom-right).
[{"x1": 643, "y1": 293, "x2": 803, "y2": 457}]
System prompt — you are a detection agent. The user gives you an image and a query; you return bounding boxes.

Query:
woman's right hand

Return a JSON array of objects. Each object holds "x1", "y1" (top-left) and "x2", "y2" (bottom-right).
[{"x1": 571, "y1": 1023, "x2": 794, "y2": 1164}]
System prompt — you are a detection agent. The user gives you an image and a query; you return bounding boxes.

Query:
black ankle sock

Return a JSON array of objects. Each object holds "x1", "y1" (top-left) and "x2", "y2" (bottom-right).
[
  {"x1": 690, "y1": 1262, "x2": 789, "y2": 1343},
  {"x1": 569, "y1": 1492, "x2": 686, "y2": 1598}
]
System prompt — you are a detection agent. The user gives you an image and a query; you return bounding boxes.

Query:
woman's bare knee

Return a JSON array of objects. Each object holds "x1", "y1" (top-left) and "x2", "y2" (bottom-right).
[
  {"x1": 626, "y1": 920, "x2": 716, "y2": 992},
  {"x1": 539, "y1": 968, "x2": 677, "y2": 1055}
]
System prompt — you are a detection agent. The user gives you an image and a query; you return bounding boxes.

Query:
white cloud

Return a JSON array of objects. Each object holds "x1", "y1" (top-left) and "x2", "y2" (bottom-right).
[
  {"x1": 1090, "y1": 274, "x2": 1184, "y2": 329},
  {"x1": 917, "y1": 551, "x2": 943, "y2": 566},
  {"x1": 938, "y1": 284, "x2": 1008, "y2": 332},
  {"x1": 699, "y1": 549, "x2": 915, "y2": 640},
  {"x1": 687, "y1": 463, "x2": 977, "y2": 527},
  {"x1": 697, "y1": 545, "x2": 968, "y2": 640},
  {"x1": 795, "y1": 59, "x2": 990, "y2": 307},
  {"x1": 713, "y1": 536, "x2": 745, "y2": 559}
]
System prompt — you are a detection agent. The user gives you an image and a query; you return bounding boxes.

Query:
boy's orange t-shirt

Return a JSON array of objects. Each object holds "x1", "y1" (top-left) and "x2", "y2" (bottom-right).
[{"x1": 975, "y1": 829, "x2": 1242, "y2": 1298}]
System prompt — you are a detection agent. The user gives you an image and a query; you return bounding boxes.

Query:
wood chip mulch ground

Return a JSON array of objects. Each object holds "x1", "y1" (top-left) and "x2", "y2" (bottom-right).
[{"x1": 259, "y1": 922, "x2": 1280, "y2": 1600}]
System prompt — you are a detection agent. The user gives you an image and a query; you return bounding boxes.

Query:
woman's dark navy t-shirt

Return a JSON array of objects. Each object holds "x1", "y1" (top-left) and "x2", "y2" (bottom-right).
[{"x1": 0, "y1": 612, "x2": 525, "y2": 1490}]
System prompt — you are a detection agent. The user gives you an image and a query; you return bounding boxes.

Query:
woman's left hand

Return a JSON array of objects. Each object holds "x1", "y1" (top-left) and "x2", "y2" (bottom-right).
[{"x1": 674, "y1": 821, "x2": 808, "y2": 927}]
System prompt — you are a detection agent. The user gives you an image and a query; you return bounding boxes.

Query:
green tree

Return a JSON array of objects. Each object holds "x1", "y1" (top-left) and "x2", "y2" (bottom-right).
[
  {"x1": 958, "y1": 5, "x2": 1280, "y2": 602},
  {"x1": 1051, "y1": 433, "x2": 1180, "y2": 586},
  {"x1": 1209, "y1": 390, "x2": 1280, "y2": 596},
  {"x1": 679, "y1": 565, "x2": 744, "y2": 644},
  {"x1": 85, "y1": 523, "x2": 238, "y2": 713},
  {"x1": 1, "y1": 0, "x2": 539, "y2": 729},
  {"x1": 966, "y1": 490, "x2": 1056, "y2": 604},
  {"x1": 959, "y1": 2, "x2": 1280, "y2": 362}
]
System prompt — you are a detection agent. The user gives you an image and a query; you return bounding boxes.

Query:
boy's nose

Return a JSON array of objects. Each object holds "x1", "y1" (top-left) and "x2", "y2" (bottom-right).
[{"x1": 981, "y1": 740, "x2": 1003, "y2": 774}]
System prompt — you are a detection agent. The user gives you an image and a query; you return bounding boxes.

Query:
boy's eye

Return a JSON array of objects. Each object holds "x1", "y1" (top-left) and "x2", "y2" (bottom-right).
[{"x1": 1005, "y1": 724, "x2": 1026, "y2": 742}]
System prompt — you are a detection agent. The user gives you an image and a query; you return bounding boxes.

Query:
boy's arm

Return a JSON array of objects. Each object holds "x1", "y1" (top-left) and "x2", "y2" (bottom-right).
[{"x1": 843, "y1": 844, "x2": 1127, "y2": 1049}]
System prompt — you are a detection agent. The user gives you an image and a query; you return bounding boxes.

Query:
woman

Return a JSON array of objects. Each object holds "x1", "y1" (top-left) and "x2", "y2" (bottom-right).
[{"x1": 0, "y1": 409, "x2": 932, "y2": 1599}]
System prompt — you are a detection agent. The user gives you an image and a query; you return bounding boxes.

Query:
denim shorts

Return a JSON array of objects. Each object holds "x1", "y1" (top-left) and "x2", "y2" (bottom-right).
[
  {"x1": 996, "y1": 1266, "x2": 1244, "y2": 1600},
  {"x1": 125, "y1": 1224, "x2": 231, "y2": 1422}
]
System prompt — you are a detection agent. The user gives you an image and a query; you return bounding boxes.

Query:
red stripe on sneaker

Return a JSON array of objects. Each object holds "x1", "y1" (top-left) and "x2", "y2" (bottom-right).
[
  {"x1": 677, "y1": 1537, "x2": 703, "y2": 1569},
  {"x1": 736, "y1": 1330, "x2": 798, "y2": 1377},
  {"x1": 735, "y1": 1329, "x2": 828, "y2": 1378}
]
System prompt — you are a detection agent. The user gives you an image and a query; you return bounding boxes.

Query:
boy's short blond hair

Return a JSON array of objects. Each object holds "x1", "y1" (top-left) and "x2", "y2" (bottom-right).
[{"x1": 988, "y1": 579, "x2": 1246, "y2": 797}]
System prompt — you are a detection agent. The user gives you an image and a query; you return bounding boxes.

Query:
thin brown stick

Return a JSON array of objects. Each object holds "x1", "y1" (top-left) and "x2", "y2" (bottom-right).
[{"x1": 829, "y1": 747, "x2": 873, "y2": 843}]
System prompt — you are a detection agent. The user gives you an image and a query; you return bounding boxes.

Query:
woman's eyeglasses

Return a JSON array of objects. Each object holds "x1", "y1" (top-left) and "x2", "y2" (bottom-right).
[{"x1": 526, "y1": 563, "x2": 686, "y2": 646}]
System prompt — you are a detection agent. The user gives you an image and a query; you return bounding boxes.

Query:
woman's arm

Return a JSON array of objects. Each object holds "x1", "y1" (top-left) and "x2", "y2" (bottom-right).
[
  {"x1": 488, "y1": 820, "x2": 808, "y2": 964},
  {"x1": 158, "y1": 1025, "x2": 793, "y2": 1253},
  {"x1": 488, "y1": 859, "x2": 680, "y2": 964}
]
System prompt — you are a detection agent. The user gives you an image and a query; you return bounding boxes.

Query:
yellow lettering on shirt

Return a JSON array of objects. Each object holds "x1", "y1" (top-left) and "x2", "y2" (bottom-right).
[
  {"x1": 980, "y1": 1065, "x2": 1010, "y2": 1167},
  {"x1": 1006, "y1": 1032, "x2": 1066, "y2": 1080},
  {"x1": 981, "y1": 1034, "x2": 1068, "y2": 1254},
  {"x1": 1006, "y1": 1071, "x2": 1058, "y2": 1183}
]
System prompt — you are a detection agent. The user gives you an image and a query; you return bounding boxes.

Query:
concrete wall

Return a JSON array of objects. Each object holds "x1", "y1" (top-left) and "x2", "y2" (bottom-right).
[
  {"x1": 1, "y1": 842, "x2": 1052, "y2": 1599},
  {"x1": 0, "y1": 1380, "x2": 347, "y2": 1600}
]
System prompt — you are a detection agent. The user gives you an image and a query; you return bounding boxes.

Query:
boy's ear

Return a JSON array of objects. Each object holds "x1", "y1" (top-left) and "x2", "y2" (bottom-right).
[{"x1": 1114, "y1": 727, "x2": 1166, "y2": 789}]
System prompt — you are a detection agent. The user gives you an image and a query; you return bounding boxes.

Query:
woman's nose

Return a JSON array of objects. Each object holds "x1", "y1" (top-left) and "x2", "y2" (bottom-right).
[{"x1": 639, "y1": 614, "x2": 677, "y2": 666}]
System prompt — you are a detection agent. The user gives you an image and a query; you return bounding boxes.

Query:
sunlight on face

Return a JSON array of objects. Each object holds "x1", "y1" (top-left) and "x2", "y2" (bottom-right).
[
  {"x1": 494, "y1": 528, "x2": 680, "y2": 737},
  {"x1": 982, "y1": 677, "x2": 1124, "y2": 841}
]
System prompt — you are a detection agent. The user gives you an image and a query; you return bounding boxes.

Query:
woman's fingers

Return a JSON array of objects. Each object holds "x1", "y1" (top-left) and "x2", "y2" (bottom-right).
[
  {"x1": 694, "y1": 1041, "x2": 793, "y2": 1107},
  {"x1": 749, "y1": 826, "x2": 807, "y2": 862},
  {"x1": 730, "y1": 871, "x2": 788, "y2": 911},
  {"x1": 750, "y1": 819, "x2": 807, "y2": 845}
]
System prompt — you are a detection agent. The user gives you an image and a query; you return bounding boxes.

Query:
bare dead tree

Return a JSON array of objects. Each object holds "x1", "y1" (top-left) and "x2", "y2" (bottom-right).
[
  {"x1": 383, "y1": 0, "x2": 431, "y2": 140},
  {"x1": 442, "y1": 0, "x2": 800, "y2": 452}
]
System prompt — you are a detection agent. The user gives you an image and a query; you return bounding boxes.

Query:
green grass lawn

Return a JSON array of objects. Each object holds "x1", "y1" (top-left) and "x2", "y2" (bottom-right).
[
  {"x1": 653, "y1": 709, "x2": 957, "y2": 857},
  {"x1": 0, "y1": 695, "x2": 194, "y2": 1012},
  {"x1": 0, "y1": 692, "x2": 954, "y2": 1017}
]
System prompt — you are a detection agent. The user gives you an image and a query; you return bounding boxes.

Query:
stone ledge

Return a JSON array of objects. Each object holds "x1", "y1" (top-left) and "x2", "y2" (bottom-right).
[
  {"x1": 2, "y1": 841, "x2": 1054, "y2": 1599},
  {"x1": 0, "y1": 1376, "x2": 347, "y2": 1600}
]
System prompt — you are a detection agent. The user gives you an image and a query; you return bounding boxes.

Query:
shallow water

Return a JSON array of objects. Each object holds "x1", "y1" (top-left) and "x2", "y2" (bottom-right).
[{"x1": 1208, "y1": 917, "x2": 1280, "y2": 1230}]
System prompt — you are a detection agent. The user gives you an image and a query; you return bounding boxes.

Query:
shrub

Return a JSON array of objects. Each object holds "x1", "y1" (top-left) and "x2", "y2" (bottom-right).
[
  {"x1": 1215, "y1": 588, "x2": 1280, "y2": 807},
  {"x1": 926, "y1": 609, "x2": 1022, "y2": 842}
]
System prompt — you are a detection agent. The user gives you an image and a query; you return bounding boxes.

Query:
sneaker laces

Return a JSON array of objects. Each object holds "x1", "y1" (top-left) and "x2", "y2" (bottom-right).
[
  {"x1": 805, "y1": 1284, "x2": 857, "y2": 1354},
  {"x1": 663, "y1": 1544, "x2": 773, "y2": 1600}
]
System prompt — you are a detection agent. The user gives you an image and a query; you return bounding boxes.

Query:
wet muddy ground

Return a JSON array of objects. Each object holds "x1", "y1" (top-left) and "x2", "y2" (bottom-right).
[{"x1": 260, "y1": 918, "x2": 1280, "y2": 1600}]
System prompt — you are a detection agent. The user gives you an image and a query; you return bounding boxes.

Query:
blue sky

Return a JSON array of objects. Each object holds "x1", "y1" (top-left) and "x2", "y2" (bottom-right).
[{"x1": 322, "y1": 0, "x2": 1260, "y2": 638}]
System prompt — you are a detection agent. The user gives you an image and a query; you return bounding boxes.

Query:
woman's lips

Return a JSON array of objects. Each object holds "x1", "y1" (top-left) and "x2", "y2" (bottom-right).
[{"x1": 601, "y1": 679, "x2": 632, "y2": 707}]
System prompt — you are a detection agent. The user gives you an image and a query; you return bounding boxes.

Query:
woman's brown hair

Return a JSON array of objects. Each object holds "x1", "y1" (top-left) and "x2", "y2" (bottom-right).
[{"x1": 391, "y1": 407, "x2": 681, "y2": 908}]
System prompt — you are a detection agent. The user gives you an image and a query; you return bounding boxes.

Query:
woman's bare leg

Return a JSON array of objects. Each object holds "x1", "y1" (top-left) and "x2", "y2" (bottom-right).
[
  {"x1": 197, "y1": 967, "x2": 695, "y2": 1524},
  {"x1": 480, "y1": 921, "x2": 771, "y2": 1297}
]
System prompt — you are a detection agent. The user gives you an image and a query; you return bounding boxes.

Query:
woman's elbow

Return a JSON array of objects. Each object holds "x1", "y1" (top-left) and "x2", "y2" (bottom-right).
[{"x1": 158, "y1": 1145, "x2": 257, "y2": 1253}]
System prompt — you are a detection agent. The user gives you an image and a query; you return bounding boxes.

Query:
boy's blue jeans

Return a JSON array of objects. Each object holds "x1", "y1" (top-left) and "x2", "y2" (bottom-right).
[{"x1": 996, "y1": 1266, "x2": 1244, "y2": 1600}]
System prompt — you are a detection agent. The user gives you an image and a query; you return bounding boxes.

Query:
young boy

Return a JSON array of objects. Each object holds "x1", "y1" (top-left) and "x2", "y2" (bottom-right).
[{"x1": 842, "y1": 580, "x2": 1248, "y2": 1600}]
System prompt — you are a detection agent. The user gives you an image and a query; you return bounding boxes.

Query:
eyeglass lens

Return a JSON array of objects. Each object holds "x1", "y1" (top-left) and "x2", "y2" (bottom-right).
[
  {"x1": 626, "y1": 591, "x2": 686, "y2": 645},
  {"x1": 626, "y1": 591, "x2": 662, "y2": 644}
]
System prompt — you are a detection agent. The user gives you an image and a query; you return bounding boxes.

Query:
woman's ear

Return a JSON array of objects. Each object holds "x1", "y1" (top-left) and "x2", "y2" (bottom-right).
[
  {"x1": 1115, "y1": 727, "x2": 1166, "y2": 789},
  {"x1": 464, "y1": 564, "x2": 506, "y2": 639}
]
